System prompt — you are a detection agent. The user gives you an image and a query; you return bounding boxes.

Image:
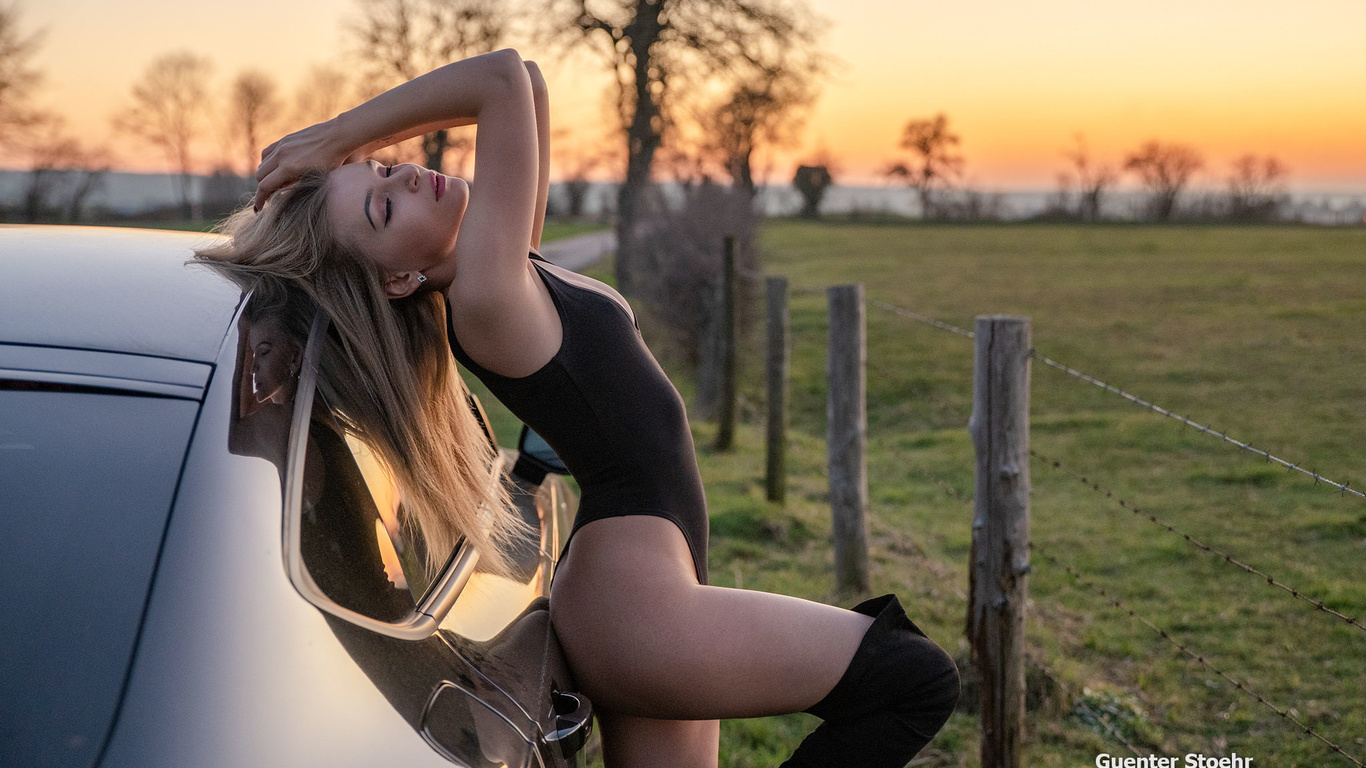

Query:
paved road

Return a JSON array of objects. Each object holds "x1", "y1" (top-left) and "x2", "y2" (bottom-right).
[{"x1": 537, "y1": 230, "x2": 615, "y2": 272}]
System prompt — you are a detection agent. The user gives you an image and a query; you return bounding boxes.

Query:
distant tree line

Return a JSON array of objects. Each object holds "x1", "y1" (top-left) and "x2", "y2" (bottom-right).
[
  {"x1": 1, "y1": 0, "x2": 1315, "y2": 232},
  {"x1": 880, "y1": 113, "x2": 1292, "y2": 224}
]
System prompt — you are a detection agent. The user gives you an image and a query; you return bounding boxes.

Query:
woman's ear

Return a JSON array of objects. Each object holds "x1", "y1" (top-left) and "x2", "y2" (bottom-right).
[{"x1": 383, "y1": 271, "x2": 425, "y2": 299}]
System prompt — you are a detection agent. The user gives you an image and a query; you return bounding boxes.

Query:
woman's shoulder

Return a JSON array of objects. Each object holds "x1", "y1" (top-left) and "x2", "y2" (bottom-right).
[{"x1": 445, "y1": 256, "x2": 564, "y2": 378}]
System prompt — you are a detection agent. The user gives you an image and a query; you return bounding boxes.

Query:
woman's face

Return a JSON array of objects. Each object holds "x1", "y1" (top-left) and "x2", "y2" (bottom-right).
[{"x1": 326, "y1": 160, "x2": 471, "y2": 292}]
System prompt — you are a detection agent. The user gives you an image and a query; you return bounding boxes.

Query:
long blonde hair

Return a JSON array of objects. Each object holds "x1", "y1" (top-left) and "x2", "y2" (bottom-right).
[{"x1": 195, "y1": 170, "x2": 526, "y2": 579}]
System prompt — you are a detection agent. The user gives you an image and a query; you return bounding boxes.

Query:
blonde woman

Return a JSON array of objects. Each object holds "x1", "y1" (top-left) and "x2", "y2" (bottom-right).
[{"x1": 204, "y1": 49, "x2": 958, "y2": 767}]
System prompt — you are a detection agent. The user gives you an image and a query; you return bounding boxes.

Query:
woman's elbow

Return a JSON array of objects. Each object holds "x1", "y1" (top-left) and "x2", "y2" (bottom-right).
[
  {"x1": 489, "y1": 47, "x2": 525, "y2": 72},
  {"x1": 483, "y1": 48, "x2": 532, "y2": 93},
  {"x1": 523, "y1": 60, "x2": 547, "y2": 93}
]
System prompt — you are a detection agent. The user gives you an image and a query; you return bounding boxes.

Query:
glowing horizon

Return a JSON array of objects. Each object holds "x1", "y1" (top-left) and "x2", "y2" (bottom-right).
[{"x1": 6, "y1": 0, "x2": 1365, "y2": 192}]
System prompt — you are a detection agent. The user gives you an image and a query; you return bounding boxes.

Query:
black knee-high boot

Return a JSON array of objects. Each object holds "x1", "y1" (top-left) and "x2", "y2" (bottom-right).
[{"x1": 780, "y1": 594, "x2": 960, "y2": 768}]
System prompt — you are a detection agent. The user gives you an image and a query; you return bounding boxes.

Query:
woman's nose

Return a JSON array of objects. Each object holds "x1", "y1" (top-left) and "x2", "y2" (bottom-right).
[{"x1": 400, "y1": 164, "x2": 421, "y2": 190}]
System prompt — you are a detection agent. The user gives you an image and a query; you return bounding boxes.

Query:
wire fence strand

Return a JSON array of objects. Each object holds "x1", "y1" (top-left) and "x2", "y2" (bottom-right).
[
  {"x1": 753, "y1": 283, "x2": 1365, "y2": 759},
  {"x1": 1033, "y1": 544, "x2": 1365, "y2": 768},
  {"x1": 1033, "y1": 353, "x2": 1366, "y2": 504},
  {"x1": 869, "y1": 299, "x2": 976, "y2": 339},
  {"x1": 1031, "y1": 449, "x2": 1366, "y2": 637},
  {"x1": 858, "y1": 293, "x2": 1365, "y2": 505}
]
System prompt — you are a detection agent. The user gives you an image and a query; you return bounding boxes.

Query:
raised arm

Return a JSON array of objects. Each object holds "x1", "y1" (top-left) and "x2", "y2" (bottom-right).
[
  {"x1": 525, "y1": 61, "x2": 550, "y2": 251},
  {"x1": 252, "y1": 49, "x2": 533, "y2": 211}
]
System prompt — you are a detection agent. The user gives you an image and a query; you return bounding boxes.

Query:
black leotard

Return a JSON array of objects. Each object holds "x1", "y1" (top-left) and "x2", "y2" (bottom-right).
[{"x1": 445, "y1": 254, "x2": 709, "y2": 584}]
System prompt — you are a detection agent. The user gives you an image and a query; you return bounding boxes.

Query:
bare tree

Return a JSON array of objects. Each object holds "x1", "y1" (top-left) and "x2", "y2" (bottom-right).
[
  {"x1": 20, "y1": 113, "x2": 72, "y2": 221},
  {"x1": 64, "y1": 146, "x2": 111, "y2": 222},
  {"x1": 1225, "y1": 154, "x2": 1287, "y2": 222},
  {"x1": 885, "y1": 113, "x2": 963, "y2": 219},
  {"x1": 113, "y1": 51, "x2": 213, "y2": 219},
  {"x1": 17, "y1": 113, "x2": 109, "y2": 222},
  {"x1": 1062, "y1": 134, "x2": 1115, "y2": 222},
  {"x1": 293, "y1": 65, "x2": 351, "y2": 127},
  {"x1": 0, "y1": 1, "x2": 43, "y2": 150},
  {"x1": 702, "y1": 46, "x2": 827, "y2": 196},
  {"x1": 228, "y1": 70, "x2": 282, "y2": 176},
  {"x1": 1124, "y1": 140, "x2": 1203, "y2": 222},
  {"x1": 542, "y1": 0, "x2": 827, "y2": 295},
  {"x1": 349, "y1": 0, "x2": 508, "y2": 172}
]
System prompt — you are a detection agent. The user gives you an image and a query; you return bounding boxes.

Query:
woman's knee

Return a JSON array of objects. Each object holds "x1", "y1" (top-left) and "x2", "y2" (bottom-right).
[
  {"x1": 781, "y1": 596, "x2": 959, "y2": 768},
  {"x1": 894, "y1": 633, "x2": 960, "y2": 731},
  {"x1": 807, "y1": 595, "x2": 960, "y2": 728}
]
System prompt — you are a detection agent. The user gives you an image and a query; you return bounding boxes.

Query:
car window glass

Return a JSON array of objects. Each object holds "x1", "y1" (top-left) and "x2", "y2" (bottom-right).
[
  {"x1": 298, "y1": 417, "x2": 420, "y2": 622},
  {"x1": 0, "y1": 385, "x2": 197, "y2": 768},
  {"x1": 227, "y1": 282, "x2": 423, "y2": 624}
]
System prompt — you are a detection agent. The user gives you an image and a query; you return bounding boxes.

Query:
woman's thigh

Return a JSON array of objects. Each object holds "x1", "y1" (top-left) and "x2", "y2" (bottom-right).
[
  {"x1": 596, "y1": 711, "x2": 720, "y2": 768},
  {"x1": 549, "y1": 515, "x2": 875, "y2": 721}
]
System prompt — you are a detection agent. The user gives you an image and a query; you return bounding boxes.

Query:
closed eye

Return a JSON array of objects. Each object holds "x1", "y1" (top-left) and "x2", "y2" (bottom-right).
[{"x1": 383, "y1": 166, "x2": 393, "y2": 225}]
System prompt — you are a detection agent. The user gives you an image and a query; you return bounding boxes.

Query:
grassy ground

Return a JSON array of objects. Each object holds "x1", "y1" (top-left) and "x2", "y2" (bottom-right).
[{"x1": 488, "y1": 222, "x2": 1366, "y2": 767}]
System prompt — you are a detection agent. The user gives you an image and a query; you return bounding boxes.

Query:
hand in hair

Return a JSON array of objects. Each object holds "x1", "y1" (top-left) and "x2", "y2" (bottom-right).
[
  {"x1": 252, "y1": 49, "x2": 528, "y2": 212},
  {"x1": 253, "y1": 120, "x2": 353, "y2": 210}
]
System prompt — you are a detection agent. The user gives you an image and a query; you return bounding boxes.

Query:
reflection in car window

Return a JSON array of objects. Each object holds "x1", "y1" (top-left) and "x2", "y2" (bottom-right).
[
  {"x1": 299, "y1": 420, "x2": 417, "y2": 622},
  {"x1": 226, "y1": 281, "x2": 419, "y2": 623}
]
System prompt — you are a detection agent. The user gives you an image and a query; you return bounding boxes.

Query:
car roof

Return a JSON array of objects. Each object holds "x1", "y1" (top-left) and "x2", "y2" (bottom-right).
[{"x1": 0, "y1": 225, "x2": 243, "y2": 364}]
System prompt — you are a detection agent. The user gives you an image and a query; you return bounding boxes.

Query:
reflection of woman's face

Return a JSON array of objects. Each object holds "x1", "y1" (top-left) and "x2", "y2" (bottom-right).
[{"x1": 248, "y1": 316, "x2": 302, "y2": 405}]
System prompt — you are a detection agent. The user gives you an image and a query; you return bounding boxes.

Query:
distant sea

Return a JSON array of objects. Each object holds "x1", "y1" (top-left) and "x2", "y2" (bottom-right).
[{"x1": 2, "y1": 170, "x2": 1363, "y2": 225}]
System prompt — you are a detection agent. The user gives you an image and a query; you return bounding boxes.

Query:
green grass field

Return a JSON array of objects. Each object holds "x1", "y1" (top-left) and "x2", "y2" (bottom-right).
[{"x1": 522, "y1": 222, "x2": 1366, "y2": 767}]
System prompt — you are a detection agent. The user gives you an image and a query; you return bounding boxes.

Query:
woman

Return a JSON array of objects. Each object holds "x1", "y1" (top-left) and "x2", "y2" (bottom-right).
[{"x1": 201, "y1": 49, "x2": 958, "y2": 767}]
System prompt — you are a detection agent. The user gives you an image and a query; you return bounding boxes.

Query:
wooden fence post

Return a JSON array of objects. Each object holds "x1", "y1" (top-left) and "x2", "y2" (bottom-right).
[
  {"x1": 765, "y1": 275, "x2": 789, "y2": 504},
  {"x1": 714, "y1": 236, "x2": 737, "y2": 451},
  {"x1": 827, "y1": 284, "x2": 869, "y2": 594},
  {"x1": 967, "y1": 315, "x2": 1031, "y2": 768}
]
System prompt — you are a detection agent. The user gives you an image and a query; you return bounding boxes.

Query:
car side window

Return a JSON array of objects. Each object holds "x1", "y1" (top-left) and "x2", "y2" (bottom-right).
[{"x1": 228, "y1": 282, "x2": 430, "y2": 627}]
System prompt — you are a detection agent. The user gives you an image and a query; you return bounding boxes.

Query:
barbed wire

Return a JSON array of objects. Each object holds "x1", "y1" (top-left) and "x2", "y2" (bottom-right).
[
  {"x1": 1033, "y1": 543, "x2": 1365, "y2": 768},
  {"x1": 1031, "y1": 449, "x2": 1366, "y2": 637},
  {"x1": 869, "y1": 299, "x2": 977, "y2": 339},
  {"x1": 765, "y1": 287, "x2": 1365, "y2": 758},
  {"x1": 1033, "y1": 353, "x2": 1365, "y2": 504},
  {"x1": 738, "y1": 268, "x2": 822, "y2": 295},
  {"x1": 929, "y1": 456, "x2": 1358, "y2": 759},
  {"x1": 854, "y1": 294, "x2": 1365, "y2": 505}
]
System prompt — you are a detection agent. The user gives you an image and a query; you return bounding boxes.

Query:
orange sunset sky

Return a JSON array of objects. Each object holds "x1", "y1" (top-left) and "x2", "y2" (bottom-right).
[{"x1": 10, "y1": 0, "x2": 1366, "y2": 191}]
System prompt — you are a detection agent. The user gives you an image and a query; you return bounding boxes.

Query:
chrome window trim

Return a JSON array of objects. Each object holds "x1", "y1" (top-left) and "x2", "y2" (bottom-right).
[
  {"x1": 281, "y1": 311, "x2": 482, "y2": 641},
  {"x1": 0, "y1": 343, "x2": 210, "y2": 399},
  {"x1": 0, "y1": 369, "x2": 203, "y2": 400}
]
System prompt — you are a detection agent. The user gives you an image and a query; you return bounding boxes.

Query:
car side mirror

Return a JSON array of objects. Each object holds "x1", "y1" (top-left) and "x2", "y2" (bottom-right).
[{"x1": 513, "y1": 424, "x2": 569, "y2": 486}]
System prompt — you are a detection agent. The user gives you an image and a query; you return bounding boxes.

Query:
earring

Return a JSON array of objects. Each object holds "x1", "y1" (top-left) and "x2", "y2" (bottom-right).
[{"x1": 416, "y1": 273, "x2": 428, "y2": 283}]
